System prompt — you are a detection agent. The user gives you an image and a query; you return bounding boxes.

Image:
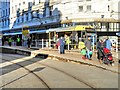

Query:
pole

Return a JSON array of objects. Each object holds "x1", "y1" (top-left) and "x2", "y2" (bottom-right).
[
  {"x1": 42, "y1": 39, "x2": 44, "y2": 49},
  {"x1": 49, "y1": 32, "x2": 51, "y2": 48},
  {"x1": 116, "y1": 40, "x2": 118, "y2": 52},
  {"x1": 93, "y1": 35, "x2": 95, "y2": 52}
]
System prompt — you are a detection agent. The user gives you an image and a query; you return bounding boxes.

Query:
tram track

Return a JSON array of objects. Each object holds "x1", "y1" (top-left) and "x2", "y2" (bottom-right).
[
  {"x1": 1, "y1": 57, "x2": 51, "y2": 90},
  {"x1": 1, "y1": 54, "x2": 97, "y2": 89}
]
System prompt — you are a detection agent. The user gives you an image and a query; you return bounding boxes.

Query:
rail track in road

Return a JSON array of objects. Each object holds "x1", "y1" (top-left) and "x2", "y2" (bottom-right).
[
  {"x1": 1, "y1": 53, "x2": 99, "y2": 89},
  {"x1": 1, "y1": 57, "x2": 51, "y2": 90}
]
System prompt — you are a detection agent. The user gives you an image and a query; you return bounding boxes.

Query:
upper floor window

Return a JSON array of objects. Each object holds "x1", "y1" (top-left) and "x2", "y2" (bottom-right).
[
  {"x1": 79, "y1": 6, "x2": 83, "y2": 12},
  {"x1": 3, "y1": 10, "x2": 5, "y2": 16},
  {"x1": 19, "y1": 3, "x2": 21, "y2": 7},
  {"x1": 86, "y1": 0, "x2": 91, "y2": 1},
  {"x1": 15, "y1": 5, "x2": 17, "y2": 11},
  {"x1": 23, "y1": 2, "x2": 25, "y2": 5},
  {"x1": 12, "y1": 7, "x2": 14, "y2": 13},
  {"x1": 78, "y1": 0, "x2": 84, "y2": 2},
  {"x1": 108, "y1": 5, "x2": 110, "y2": 11},
  {"x1": 33, "y1": 0, "x2": 35, "y2": 5},
  {"x1": 87, "y1": 5, "x2": 91, "y2": 11}
]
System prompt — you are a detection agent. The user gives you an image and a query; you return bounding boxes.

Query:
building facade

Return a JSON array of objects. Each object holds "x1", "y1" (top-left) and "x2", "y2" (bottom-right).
[
  {"x1": 0, "y1": 0, "x2": 10, "y2": 32},
  {"x1": 0, "y1": 0, "x2": 120, "y2": 36}
]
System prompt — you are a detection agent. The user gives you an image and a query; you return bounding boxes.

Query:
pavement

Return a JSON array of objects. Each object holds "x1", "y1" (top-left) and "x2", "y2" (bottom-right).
[{"x1": 1, "y1": 46, "x2": 120, "y2": 74}]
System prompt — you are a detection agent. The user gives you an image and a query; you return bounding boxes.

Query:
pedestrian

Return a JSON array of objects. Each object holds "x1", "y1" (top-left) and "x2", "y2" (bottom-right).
[
  {"x1": 16, "y1": 36, "x2": 21, "y2": 46},
  {"x1": 85, "y1": 37, "x2": 92, "y2": 60},
  {"x1": 2, "y1": 37, "x2": 5, "y2": 46},
  {"x1": 8, "y1": 37, "x2": 12, "y2": 46},
  {"x1": 97, "y1": 39, "x2": 103, "y2": 64},
  {"x1": 105, "y1": 36, "x2": 112, "y2": 51},
  {"x1": 80, "y1": 47, "x2": 86, "y2": 60},
  {"x1": 78, "y1": 38, "x2": 85, "y2": 50},
  {"x1": 27, "y1": 37, "x2": 31, "y2": 49},
  {"x1": 58, "y1": 36, "x2": 65, "y2": 54}
]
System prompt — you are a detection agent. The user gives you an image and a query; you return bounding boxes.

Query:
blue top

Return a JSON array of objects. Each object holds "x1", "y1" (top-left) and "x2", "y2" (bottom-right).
[{"x1": 106, "y1": 39, "x2": 112, "y2": 50}]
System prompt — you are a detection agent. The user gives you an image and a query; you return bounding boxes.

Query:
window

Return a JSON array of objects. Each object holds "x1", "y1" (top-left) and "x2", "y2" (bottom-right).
[
  {"x1": 86, "y1": 0, "x2": 91, "y2": 1},
  {"x1": 50, "y1": 5, "x2": 53, "y2": 16},
  {"x1": 26, "y1": 13, "x2": 28, "y2": 21},
  {"x1": 9, "y1": 8, "x2": 10, "y2": 15},
  {"x1": 87, "y1": 5, "x2": 91, "y2": 11},
  {"x1": 28, "y1": 2, "x2": 32, "y2": 8},
  {"x1": 6, "y1": 9, "x2": 7, "y2": 16},
  {"x1": 19, "y1": 3, "x2": 21, "y2": 7},
  {"x1": 33, "y1": 0, "x2": 35, "y2": 5},
  {"x1": 108, "y1": 5, "x2": 110, "y2": 11},
  {"x1": 3, "y1": 10, "x2": 5, "y2": 16},
  {"x1": 79, "y1": 6, "x2": 83, "y2": 12},
  {"x1": 12, "y1": 7, "x2": 14, "y2": 13},
  {"x1": 23, "y1": 2, "x2": 25, "y2": 5},
  {"x1": 15, "y1": 5, "x2": 17, "y2": 11},
  {"x1": 78, "y1": 0, "x2": 84, "y2": 2}
]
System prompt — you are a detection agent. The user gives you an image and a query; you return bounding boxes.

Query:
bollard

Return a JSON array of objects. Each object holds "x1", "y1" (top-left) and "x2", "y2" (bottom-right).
[
  {"x1": 46, "y1": 39, "x2": 48, "y2": 47},
  {"x1": 35, "y1": 40, "x2": 37, "y2": 47},
  {"x1": 116, "y1": 41, "x2": 118, "y2": 52},
  {"x1": 93, "y1": 35, "x2": 95, "y2": 52},
  {"x1": 42, "y1": 39, "x2": 44, "y2": 49}
]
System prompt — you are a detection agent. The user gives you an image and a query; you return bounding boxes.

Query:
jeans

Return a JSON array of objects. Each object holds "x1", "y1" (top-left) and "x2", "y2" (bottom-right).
[{"x1": 86, "y1": 49, "x2": 90, "y2": 59}]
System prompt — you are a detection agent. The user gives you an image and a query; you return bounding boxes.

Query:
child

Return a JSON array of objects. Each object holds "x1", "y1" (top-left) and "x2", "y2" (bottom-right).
[
  {"x1": 89, "y1": 49, "x2": 92, "y2": 59},
  {"x1": 81, "y1": 47, "x2": 86, "y2": 60}
]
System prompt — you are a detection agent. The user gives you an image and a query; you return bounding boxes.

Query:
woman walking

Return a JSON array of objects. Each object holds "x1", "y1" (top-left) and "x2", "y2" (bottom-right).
[{"x1": 97, "y1": 39, "x2": 104, "y2": 64}]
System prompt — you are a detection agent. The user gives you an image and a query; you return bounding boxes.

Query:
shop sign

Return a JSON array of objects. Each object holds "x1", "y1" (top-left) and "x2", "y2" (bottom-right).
[{"x1": 22, "y1": 30, "x2": 29, "y2": 36}]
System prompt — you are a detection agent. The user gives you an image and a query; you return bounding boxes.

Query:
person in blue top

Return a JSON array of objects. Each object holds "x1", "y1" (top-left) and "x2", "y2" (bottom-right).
[
  {"x1": 105, "y1": 36, "x2": 112, "y2": 51},
  {"x1": 58, "y1": 36, "x2": 65, "y2": 54}
]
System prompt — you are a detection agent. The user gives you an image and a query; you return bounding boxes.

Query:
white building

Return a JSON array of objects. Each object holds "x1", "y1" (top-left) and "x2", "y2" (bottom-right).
[{"x1": 0, "y1": 0, "x2": 120, "y2": 37}]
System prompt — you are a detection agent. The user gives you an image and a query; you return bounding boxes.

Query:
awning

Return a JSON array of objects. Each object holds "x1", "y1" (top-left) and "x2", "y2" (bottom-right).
[
  {"x1": 3, "y1": 30, "x2": 47, "y2": 36},
  {"x1": 74, "y1": 25, "x2": 94, "y2": 31},
  {"x1": 30, "y1": 30, "x2": 47, "y2": 34},
  {"x1": 72, "y1": 18, "x2": 120, "y2": 23},
  {"x1": 4, "y1": 32, "x2": 22, "y2": 36},
  {"x1": 48, "y1": 27, "x2": 74, "y2": 33},
  {"x1": 48, "y1": 25, "x2": 94, "y2": 32}
]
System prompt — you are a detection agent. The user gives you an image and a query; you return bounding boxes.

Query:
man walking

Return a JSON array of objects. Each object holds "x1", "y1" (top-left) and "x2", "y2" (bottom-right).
[
  {"x1": 85, "y1": 37, "x2": 92, "y2": 60},
  {"x1": 58, "y1": 36, "x2": 65, "y2": 54},
  {"x1": 16, "y1": 36, "x2": 21, "y2": 46}
]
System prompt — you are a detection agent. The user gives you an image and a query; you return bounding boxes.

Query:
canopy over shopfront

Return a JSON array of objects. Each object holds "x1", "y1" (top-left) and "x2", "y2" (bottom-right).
[
  {"x1": 3, "y1": 30, "x2": 47, "y2": 36},
  {"x1": 48, "y1": 25, "x2": 94, "y2": 33}
]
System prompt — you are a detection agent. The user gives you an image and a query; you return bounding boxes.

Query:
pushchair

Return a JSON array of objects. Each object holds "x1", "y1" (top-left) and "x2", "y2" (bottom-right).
[{"x1": 99, "y1": 47, "x2": 114, "y2": 65}]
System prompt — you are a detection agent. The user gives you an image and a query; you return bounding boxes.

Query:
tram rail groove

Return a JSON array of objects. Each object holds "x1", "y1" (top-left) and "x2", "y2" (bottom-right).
[
  {"x1": 1, "y1": 55, "x2": 97, "y2": 89},
  {"x1": 1, "y1": 58, "x2": 51, "y2": 90}
]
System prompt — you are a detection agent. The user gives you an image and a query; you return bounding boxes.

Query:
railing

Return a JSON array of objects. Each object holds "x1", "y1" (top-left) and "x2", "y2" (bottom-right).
[
  {"x1": 30, "y1": 39, "x2": 118, "y2": 52},
  {"x1": 30, "y1": 39, "x2": 95, "y2": 50}
]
